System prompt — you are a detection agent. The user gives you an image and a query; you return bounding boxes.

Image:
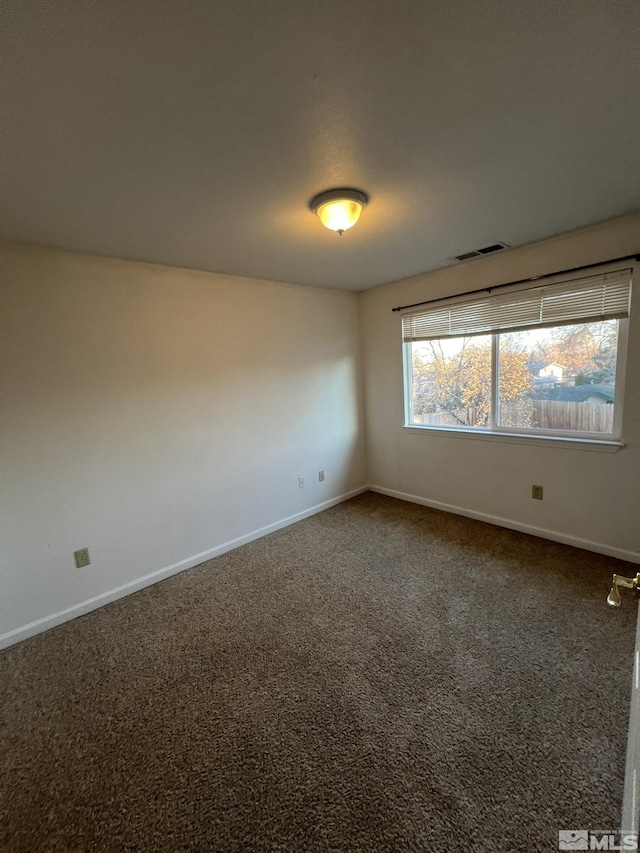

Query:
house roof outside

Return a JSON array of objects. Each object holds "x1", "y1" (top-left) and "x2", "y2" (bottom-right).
[{"x1": 539, "y1": 384, "x2": 614, "y2": 403}]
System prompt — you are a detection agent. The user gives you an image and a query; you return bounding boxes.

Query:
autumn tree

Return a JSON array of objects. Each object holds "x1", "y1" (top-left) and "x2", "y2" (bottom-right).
[
  {"x1": 412, "y1": 337, "x2": 532, "y2": 427},
  {"x1": 529, "y1": 321, "x2": 618, "y2": 384}
]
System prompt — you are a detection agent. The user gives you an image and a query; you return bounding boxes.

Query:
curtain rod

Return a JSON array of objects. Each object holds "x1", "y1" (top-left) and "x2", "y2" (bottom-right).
[{"x1": 391, "y1": 252, "x2": 639, "y2": 313}]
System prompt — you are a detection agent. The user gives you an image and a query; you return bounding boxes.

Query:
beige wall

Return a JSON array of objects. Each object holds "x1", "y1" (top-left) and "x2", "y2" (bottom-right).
[
  {"x1": 0, "y1": 245, "x2": 366, "y2": 645},
  {"x1": 2, "y1": 216, "x2": 639, "y2": 649},
  {"x1": 360, "y1": 215, "x2": 640, "y2": 562}
]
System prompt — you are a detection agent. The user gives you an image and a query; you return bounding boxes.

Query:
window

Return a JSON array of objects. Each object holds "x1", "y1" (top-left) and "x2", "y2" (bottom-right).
[{"x1": 403, "y1": 268, "x2": 632, "y2": 441}]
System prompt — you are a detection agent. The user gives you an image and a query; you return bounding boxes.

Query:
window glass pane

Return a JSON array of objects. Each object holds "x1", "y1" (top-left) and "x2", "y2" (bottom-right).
[
  {"x1": 498, "y1": 321, "x2": 618, "y2": 433},
  {"x1": 409, "y1": 336, "x2": 492, "y2": 428}
]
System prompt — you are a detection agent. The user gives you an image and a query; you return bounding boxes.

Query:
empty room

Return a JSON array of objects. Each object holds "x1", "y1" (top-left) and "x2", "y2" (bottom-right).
[{"x1": 2, "y1": 2, "x2": 639, "y2": 851}]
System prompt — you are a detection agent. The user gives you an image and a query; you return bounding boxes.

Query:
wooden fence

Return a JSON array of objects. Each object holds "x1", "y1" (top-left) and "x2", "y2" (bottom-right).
[
  {"x1": 414, "y1": 400, "x2": 613, "y2": 433},
  {"x1": 526, "y1": 400, "x2": 613, "y2": 433}
]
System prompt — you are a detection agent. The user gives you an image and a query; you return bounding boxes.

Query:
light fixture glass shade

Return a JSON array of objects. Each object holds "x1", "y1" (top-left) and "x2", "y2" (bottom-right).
[
  {"x1": 316, "y1": 198, "x2": 362, "y2": 233},
  {"x1": 310, "y1": 189, "x2": 368, "y2": 235}
]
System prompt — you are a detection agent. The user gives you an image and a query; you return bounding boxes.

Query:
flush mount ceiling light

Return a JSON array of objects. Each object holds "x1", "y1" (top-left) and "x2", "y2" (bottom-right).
[{"x1": 309, "y1": 188, "x2": 368, "y2": 235}]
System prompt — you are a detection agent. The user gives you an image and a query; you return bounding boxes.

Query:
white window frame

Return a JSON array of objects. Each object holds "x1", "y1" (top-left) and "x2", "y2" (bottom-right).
[{"x1": 402, "y1": 263, "x2": 633, "y2": 448}]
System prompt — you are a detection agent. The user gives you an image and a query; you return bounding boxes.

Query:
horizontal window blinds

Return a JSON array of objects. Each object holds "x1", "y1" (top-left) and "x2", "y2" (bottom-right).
[{"x1": 402, "y1": 269, "x2": 632, "y2": 343}]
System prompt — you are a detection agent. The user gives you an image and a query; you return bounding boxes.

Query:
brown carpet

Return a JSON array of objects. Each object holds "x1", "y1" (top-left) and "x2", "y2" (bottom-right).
[{"x1": 0, "y1": 492, "x2": 636, "y2": 852}]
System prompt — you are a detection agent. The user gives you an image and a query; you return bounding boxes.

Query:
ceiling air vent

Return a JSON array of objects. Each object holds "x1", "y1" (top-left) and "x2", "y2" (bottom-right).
[
  {"x1": 451, "y1": 242, "x2": 509, "y2": 263},
  {"x1": 477, "y1": 242, "x2": 509, "y2": 255}
]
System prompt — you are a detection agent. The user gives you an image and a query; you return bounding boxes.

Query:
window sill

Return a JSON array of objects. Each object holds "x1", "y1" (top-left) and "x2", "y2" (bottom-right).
[{"x1": 403, "y1": 425, "x2": 624, "y2": 453}]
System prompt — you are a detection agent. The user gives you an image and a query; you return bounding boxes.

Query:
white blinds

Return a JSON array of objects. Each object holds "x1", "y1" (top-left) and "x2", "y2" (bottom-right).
[{"x1": 402, "y1": 269, "x2": 632, "y2": 343}]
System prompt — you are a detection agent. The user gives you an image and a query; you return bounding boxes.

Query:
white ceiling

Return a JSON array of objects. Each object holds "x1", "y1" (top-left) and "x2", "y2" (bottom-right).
[{"x1": 2, "y1": 1, "x2": 639, "y2": 291}]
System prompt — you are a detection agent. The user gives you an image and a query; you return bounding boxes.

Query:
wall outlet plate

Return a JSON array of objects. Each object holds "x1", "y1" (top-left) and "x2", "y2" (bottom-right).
[
  {"x1": 74, "y1": 547, "x2": 91, "y2": 568},
  {"x1": 532, "y1": 485, "x2": 543, "y2": 500},
  {"x1": 298, "y1": 476, "x2": 305, "y2": 489},
  {"x1": 318, "y1": 470, "x2": 325, "y2": 482}
]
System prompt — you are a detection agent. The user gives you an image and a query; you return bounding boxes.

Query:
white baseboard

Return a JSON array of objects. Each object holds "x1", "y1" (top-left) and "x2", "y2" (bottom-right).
[
  {"x1": 368, "y1": 484, "x2": 640, "y2": 565},
  {"x1": 0, "y1": 486, "x2": 368, "y2": 651}
]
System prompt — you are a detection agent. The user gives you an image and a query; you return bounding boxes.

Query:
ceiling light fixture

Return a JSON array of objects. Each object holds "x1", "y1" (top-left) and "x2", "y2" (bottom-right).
[{"x1": 309, "y1": 188, "x2": 368, "y2": 235}]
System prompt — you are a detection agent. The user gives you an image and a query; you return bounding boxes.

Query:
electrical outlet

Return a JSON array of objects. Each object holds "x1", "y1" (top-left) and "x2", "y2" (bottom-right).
[
  {"x1": 298, "y1": 476, "x2": 305, "y2": 489},
  {"x1": 318, "y1": 470, "x2": 325, "y2": 482},
  {"x1": 74, "y1": 547, "x2": 91, "y2": 568},
  {"x1": 532, "y1": 485, "x2": 543, "y2": 500}
]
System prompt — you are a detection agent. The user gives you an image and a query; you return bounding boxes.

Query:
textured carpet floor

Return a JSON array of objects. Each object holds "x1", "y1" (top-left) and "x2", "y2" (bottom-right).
[{"x1": 1, "y1": 492, "x2": 636, "y2": 852}]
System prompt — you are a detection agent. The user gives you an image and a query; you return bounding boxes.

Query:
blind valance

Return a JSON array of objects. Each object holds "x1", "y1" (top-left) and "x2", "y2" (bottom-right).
[{"x1": 402, "y1": 269, "x2": 632, "y2": 343}]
